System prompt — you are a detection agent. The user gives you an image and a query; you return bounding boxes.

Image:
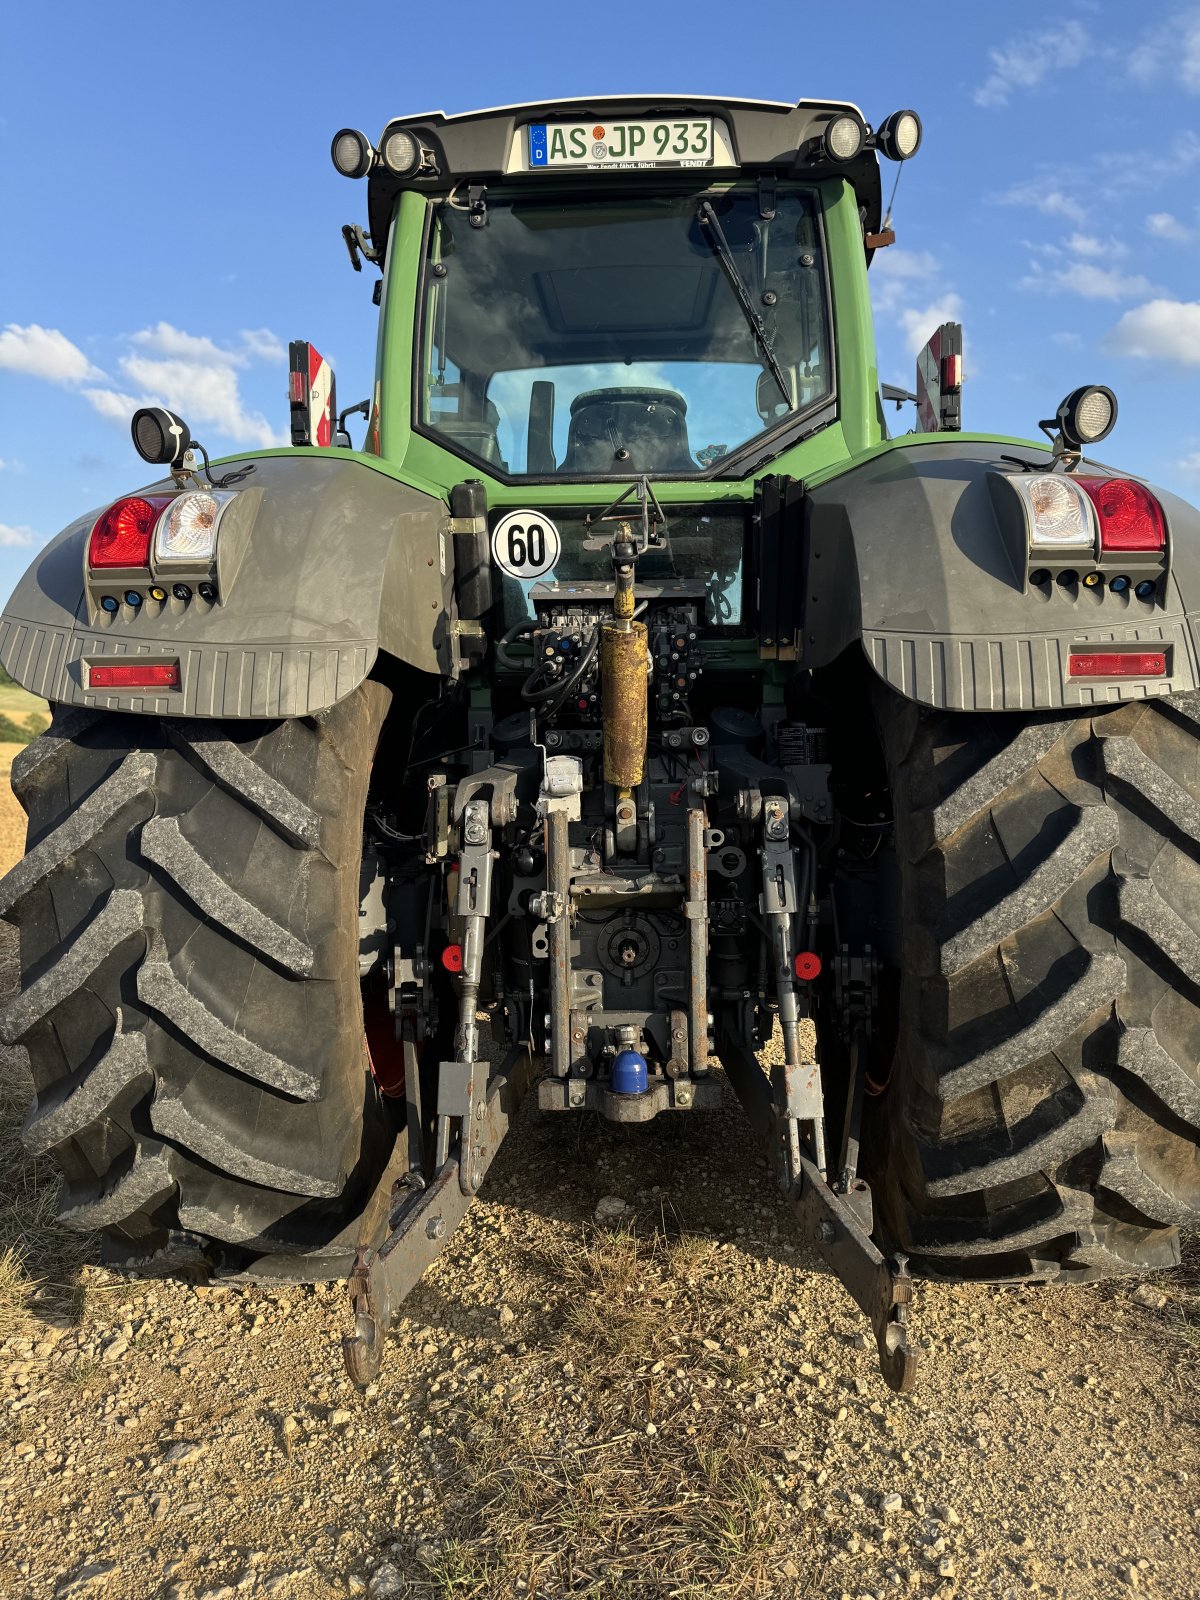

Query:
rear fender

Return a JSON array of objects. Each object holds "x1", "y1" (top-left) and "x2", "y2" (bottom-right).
[
  {"x1": 0, "y1": 454, "x2": 453, "y2": 717},
  {"x1": 803, "y1": 439, "x2": 1200, "y2": 710}
]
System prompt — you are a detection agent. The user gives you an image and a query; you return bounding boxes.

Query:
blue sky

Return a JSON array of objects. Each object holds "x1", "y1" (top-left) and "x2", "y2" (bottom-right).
[{"x1": 1, "y1": 1, "x2": 1198, "y2": 604}]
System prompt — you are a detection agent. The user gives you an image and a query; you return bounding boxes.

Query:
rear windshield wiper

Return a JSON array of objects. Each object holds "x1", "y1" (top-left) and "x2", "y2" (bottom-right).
[{"x1": 698, "y1": 200, "x2": 791, "y2": 408}]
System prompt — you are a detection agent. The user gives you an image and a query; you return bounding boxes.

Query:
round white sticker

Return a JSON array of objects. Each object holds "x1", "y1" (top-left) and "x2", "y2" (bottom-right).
[{"x1": 491, "y1": 509, "x2": 560, "y2": 580}]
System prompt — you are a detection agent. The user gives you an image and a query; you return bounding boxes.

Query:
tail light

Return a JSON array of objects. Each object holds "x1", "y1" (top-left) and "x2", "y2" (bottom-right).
[
  {"x1": 1069, "y1": 651, "x2": 1166, "y2": 678},
  {"x1": 88, "y1": 496, "x2": 172, "y2": 570},
  {"x1": 1076, "y1": 478, "x2": 1166, "y2": 553},
  {"x1": 88, "y1": 661, "x2": 182, "y2": 690}
]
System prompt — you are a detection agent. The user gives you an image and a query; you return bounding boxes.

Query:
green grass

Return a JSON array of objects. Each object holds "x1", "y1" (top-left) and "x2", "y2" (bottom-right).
[{"x1": 0, "y1": 682, "x2": 49, "y2": 746}]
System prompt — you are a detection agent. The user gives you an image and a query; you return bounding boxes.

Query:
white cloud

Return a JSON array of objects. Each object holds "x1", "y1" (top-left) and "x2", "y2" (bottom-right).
[
  {"x1": 130, "y1": 322, "x2": 232, "y2": 363},
  {"x1": 130, "y1": 322, "x2": 286, "y2": 368},
  {"x1": 1107, "y1": 298, "x2": 1200, "y2": 365},
  {"x1": 1066, "y1": 232, "x2": 1126, "y2": 260},
  {"x1": 997, "y1": 182, "x2": 1087, "y2": 224},
  {"x1": 1021, "y1": 260, "x2": 1154, "y2": 301},
  {"x1": 0, "y1": 323, "x2": 101, "y2": 385},
  {"x1": 975, "y1": 20, "x2": 1089, "y2": 107},
  {"x1": 1147, "y1": 211, "x2": 1194, "y2": 242},
  {"x1": 897, "y1": 296, "x2": 966, "y2": 356},
  {"x1": 80, "y1": 323, "x2": 287, "y2": 449},
  {"x1": 83, "y1": 387, "x2": 153, "y2": 423},
  {"x1": 0, "y1": 524, "x2": 37, "y2": 548},
  {"x1": 118, "y1": 351, "x2": 285, "y2": 449},
  {"x1": 239, "y1": 327, "x2": 286, "y2": 363},
  {"x1": 870, "y1": 250, "x2": 965, "y2": 360},
  {"x1": 1181, "y1": 449, "x2": 1200, "y2": 478},
  {"x1": 1129, "y1": 7, "x2": 1200, "y2": 93}
]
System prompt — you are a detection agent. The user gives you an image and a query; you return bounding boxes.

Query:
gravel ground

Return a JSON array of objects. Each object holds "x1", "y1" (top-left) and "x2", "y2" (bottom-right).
[{"x1": 0, "y1": 763, "x2": 1198, "y2": 1600}]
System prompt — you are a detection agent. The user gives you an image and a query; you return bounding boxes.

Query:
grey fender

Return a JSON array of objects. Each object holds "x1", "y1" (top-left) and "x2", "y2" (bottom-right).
[
  {"x1": 803, "y1": 438, "x2": 1200, "y2": 711},
  {"x1": 0, "y1": 454, "x2": 452, "y2": 717}
]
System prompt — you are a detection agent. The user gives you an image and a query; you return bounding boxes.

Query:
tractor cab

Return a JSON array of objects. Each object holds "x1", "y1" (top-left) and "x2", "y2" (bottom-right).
[{"x1": 333, "y1": 96, "x2": 922, "y2": 494}]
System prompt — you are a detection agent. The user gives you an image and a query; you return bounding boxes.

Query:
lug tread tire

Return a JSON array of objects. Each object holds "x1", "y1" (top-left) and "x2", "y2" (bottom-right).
[
  {"x1": 0, "y1": 687, "x2": 394, "y2": 1268},
  {"x1": 874, "y1": 694, "x2": 1200, "y2": 1281}
]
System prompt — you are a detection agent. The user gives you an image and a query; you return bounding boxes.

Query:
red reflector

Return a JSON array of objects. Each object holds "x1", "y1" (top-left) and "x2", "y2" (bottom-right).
[
  {"x1": 88, "y1": 496, "x2": 171, "y2": 569},
  {"x1": 1076, "y1": 477, "x2": 1166, "y2": 553},
  {"x1": 941, "y1": 353, "x2": 962, "y2": 389},
  {"x1": 89, "y1": 661, "x2": 181, "y2": 690},
  {"x1": 441, "y1": 943, "x2": 464, "y2": 973},
  {"x1": 1068, "y1": 652, "x2": 1166, "y2": 678},
  {"x1": 794, "y1": 951, "x2": 822, "y2": 981}
]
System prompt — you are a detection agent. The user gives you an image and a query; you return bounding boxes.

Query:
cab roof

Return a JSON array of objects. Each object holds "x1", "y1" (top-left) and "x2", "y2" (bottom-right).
[{"x1": 363, "y1": 94, "x2": 882, "y2": 257}]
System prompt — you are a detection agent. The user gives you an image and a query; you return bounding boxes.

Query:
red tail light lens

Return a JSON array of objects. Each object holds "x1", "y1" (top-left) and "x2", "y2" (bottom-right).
[
  {"x1": 88, "y1": 661, "x2": 181, "y2": 690},
  {"x1": 88, "y1": 495, "x2": 172, "y2": 569},
  {"x1": 1076, "y1": 478, "x2": 1166, "y2": 553},
  {"x1": 1069, "y1": 651, "x2": 1166, "y2": 678}
]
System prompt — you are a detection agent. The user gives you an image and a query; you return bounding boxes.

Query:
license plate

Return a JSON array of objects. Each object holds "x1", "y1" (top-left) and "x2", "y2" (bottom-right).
[{"x1": 528, "y1": 117, "x2": 714, "y2": 170}]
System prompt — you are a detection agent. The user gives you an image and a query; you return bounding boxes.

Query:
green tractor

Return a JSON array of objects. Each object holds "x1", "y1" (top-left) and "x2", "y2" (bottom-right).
[{"x1": 3, "y1": 96, "x2": 1197, "y2": 1392}]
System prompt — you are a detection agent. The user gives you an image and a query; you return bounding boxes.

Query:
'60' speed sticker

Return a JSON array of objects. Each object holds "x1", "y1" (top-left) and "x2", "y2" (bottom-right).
[{"x1": 491, "y1": 509, "x2": 560, "y2": 580}]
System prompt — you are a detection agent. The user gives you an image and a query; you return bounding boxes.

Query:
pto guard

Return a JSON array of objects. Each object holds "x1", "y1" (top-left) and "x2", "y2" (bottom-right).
[{"x1": 0, "y1": 453, "x2": 453, "y2": 718}]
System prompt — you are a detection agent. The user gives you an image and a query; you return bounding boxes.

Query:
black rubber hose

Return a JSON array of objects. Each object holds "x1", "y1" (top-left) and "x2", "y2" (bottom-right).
[
  {"x1": 494, "y1": 618, "x2": 536, "y2": 672},
  {"x1": 521, "y1": 627, "x2": 599, "y2": 707}
]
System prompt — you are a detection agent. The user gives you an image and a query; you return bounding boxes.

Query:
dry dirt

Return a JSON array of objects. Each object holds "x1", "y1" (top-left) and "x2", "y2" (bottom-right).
[{"x1": 0, "y1": 754, "x2": 1197, "y2": 1600}]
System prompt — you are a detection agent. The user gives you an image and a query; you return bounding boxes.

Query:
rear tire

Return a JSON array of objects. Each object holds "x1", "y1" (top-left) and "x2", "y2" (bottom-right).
[
  {"x1": 870, "y1": 691, "x2": 1200, "y2": 1280},
  {"x1": 0, "y1": 684, "x2": 397, "y2": 1275}
]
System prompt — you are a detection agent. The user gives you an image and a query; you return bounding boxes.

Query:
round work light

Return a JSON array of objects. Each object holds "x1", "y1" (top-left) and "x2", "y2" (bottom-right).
[
  {"x1": 1056, "y1": 385, "x2": 1118, "y2": 450},
  {"x1": 380, "y1": 126, "x2": 421, "y2": 176},
  {"x1": 131, "y1": 407, "x2": 191, "y2": 467},
  {"x1": 331, "y1": 128, "x2": 373, "y2": 179},
  {"x1": 823, "y1": 113, "x2": 866, "y2": 163},
  {"x1": 876, "y1": 109, "x2": 923, "y2": 161}
]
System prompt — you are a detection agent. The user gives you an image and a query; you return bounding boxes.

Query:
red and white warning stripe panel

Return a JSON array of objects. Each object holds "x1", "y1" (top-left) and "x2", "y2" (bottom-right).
[{"x1": 915, "y1": 322, "x2": 963, "y2": 434}]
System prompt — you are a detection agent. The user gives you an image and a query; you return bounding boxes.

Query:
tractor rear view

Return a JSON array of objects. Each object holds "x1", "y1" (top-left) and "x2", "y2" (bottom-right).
[{"x1": 2, "y1": 95, "x2": 1197, "y2": 1393}]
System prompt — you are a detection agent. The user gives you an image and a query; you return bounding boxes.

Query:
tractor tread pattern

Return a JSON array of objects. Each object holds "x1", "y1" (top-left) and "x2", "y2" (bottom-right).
[
  {"x1": 166, "y1": 723, "x2": 322, "y2": 847},
  {"x1": 0, "y1": 752, "x2": 157, "y2": 917},
  {"x1": 940, "y1": 804, "x2": 1118, "y2": 975},
  {"x1": 936, "y1": 950, "x2": 1125, "y2": 1102},
  {"x1": 1, "y1": 688, "x2": 393, "y2": 1268},
  {"x1": 141, "y1": 815, "x2": 314, "y2": 976},
  {"x1": 877, "y1": 695, "x2": 1200, "y2": 1279},
  {"x1": 21, "y1": 1013, "x2": 151, "y2": 1156},
  {"x1": 0, "y1": 889, "x2": 144, "y2": 1045}
]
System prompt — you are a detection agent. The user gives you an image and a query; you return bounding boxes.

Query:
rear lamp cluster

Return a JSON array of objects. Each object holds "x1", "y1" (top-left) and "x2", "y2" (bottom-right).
[
  {"x1": 1013, "y1": 473, "x2": 1166, "y2": 600},
  {"x1": 87, "y1": 491, "x2": 233, "y2": 613}
]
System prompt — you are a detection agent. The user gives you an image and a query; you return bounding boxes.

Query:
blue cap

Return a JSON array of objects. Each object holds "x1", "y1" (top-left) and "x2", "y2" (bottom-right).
[{"x1": 611, "y1": 1049, "x2": 649, "y2": 1095}]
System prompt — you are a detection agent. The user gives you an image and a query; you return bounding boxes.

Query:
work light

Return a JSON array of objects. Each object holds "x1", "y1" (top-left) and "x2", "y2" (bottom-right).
[
  {"x1": 823, "y1": 113, "x2": 866, "y2": 163},
  {"x1": 876, "y1": 110, "x2": 923, "y2": 161},
  {"x1": 131, "y1": 407, "x2": 191, "y2": 468},
  {"x1": 331, "y1": 128, "x2": 374, "y2": 179},
  {"x1": 380, "y1": 125, "x2": 421, "y2": 176},
  {"x1": 1056, "y1": 386, "x2": 1118, "y2": 450}
]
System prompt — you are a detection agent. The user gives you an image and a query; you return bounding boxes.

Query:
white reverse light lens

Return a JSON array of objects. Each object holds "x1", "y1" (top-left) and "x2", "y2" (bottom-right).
[
  {"x1": 381, "y1": 127, "x2": 419, "y2": 175},
  {"x1": 1016, "y1": 476, "x2": 1093, "y2": 547},
  {"x1": 825, "y1": 115, "x2": 865, "y2": 162},
  {"x1": 154, "y1": 491, "x2": 234, "y2": 564}
]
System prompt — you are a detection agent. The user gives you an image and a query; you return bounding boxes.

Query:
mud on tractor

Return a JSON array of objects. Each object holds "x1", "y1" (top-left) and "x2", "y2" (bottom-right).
[{"x1": 3, "y1": 96, "x2": 1198, "y2": 1393}]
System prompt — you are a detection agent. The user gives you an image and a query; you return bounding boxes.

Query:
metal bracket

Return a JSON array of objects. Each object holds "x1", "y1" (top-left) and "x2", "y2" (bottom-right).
[
  {"x1": 341, "y1": 223, "x2": 381, "y2": 272},
  {"x1": 343, "y1": 1044, "x2": 535, "y2": 1387},
  {"x1": 793, "y1": 1153, "x2": 917, "y2": 1393},
  {"x1": 718, "y1": 1037, "x2": 918, "y2": 1394},
  {"x1": 467, "y1": 185, "x2": 488, "y2": 228}
]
